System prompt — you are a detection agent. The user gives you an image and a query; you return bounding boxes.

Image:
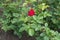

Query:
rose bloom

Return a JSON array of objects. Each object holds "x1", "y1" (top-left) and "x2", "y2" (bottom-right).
[{"x1": 28, "y1": 8, "x2": 35, "y2": 16}]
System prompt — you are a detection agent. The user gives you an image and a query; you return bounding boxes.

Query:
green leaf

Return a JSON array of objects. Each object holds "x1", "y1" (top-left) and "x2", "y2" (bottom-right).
[
  {"x1": 11, "y1": 18, "x2": 18, "y2": 24},
  {"x1": 44, "y1": 36, "x2": 49, "y2": 40},
  {"x1": 19, "y1": 27, "x2": 25, "y2": 32},
  {"x1": 28, "y1": 29, "x2": 35, "y2": 36},
  {"x1": 13, "y1": 13, "x2": 20, "y2": 17},
  {"x1": 45, "y1": 23, "x2": 48, "y2": 27},
  {"x1": 38, "y1": 3, "x2": 49, "y2": 10}
]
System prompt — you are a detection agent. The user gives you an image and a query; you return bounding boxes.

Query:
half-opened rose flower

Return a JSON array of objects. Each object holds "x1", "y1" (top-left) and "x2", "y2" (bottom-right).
[{"x1": 28, "y1": 8, "x2": 35, "y2": 16}]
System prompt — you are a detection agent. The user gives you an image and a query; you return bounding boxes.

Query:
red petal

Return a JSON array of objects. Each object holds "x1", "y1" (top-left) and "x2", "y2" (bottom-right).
[{"x1": 28, "y1": 8, "x2": 35, "y2": 16}]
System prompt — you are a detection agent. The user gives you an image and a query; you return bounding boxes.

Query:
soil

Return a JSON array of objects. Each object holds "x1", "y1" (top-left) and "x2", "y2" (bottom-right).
[{"x1": 0, "y1": 28, "x2": 36, "y2": 40}]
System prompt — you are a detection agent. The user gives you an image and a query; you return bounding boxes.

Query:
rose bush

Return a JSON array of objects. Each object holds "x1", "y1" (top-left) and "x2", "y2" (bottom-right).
[{"x1": 0, "y1": 0, "x2": 60, "y2": 40}]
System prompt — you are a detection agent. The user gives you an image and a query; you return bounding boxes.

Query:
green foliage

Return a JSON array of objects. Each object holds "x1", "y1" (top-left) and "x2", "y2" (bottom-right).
[
  {"x1": 28, "y1": 29, "x2": 35, "y2": 36},
  {"x1": 0, "y1": 0, "x2": 60, "y2": 40}
]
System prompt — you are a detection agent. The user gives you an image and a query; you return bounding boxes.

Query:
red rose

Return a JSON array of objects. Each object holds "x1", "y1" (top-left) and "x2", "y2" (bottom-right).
[{"x1": 28, "y1": 8, "x2": 35, "y2": 16}]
